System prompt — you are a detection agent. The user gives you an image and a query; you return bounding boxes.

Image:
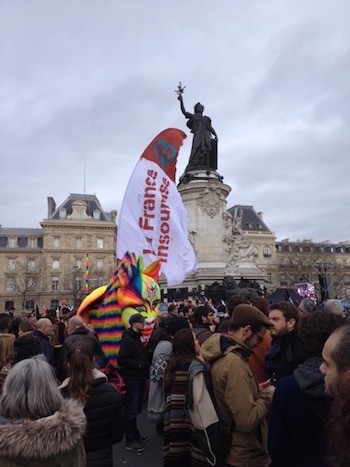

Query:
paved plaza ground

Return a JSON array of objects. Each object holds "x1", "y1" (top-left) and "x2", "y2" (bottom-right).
[{"x1": 113, "y1": 403, "x2": 163, "y2": 466}]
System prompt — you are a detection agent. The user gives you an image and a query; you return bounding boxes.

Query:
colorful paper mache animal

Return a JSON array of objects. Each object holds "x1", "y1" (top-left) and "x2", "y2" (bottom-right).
[{"x1": 77, "y1": 251, "x2": 161, "y2": 367}]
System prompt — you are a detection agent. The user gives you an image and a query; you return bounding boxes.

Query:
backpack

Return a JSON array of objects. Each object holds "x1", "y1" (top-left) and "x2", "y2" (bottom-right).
[{"x1": 186, "y1": 360, "x2": 231, "y2": 466}]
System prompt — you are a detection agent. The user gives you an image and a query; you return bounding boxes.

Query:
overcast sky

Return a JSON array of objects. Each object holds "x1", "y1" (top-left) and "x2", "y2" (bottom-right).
[{"x1": 1, "y1": 0, "x2": 349, "y2": 243}]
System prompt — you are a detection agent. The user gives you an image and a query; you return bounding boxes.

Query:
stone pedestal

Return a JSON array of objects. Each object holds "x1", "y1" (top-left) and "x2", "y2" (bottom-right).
[{"x1": 177, "y1": 169, "x2": 231, "y2": 283}]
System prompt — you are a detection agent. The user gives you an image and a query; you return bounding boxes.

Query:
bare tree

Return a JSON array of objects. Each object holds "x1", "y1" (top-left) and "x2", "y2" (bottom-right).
[
  {"x1": 62, "y1": 267, "x2": 87, "y2": 309},
  {"x1": 7, "y1": 257, "x2": 46, "y2": 309},
  {"x1": 278, "y1": 249, "x2": 350, "y2": 300}
]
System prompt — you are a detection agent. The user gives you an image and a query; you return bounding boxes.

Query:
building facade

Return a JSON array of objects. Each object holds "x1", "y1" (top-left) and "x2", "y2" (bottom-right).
[
  {"x1": 0, "y1": 194, "x2": 117, "y2": 312},
  {"x1": 1, "y1": 192, "x2": 349, "y2": 312}
]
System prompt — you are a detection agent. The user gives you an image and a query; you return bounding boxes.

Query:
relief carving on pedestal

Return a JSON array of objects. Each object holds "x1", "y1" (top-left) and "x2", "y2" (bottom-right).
[
  {"x1": 198, "y1": 185, "x2": 224, "y2": 218},
  {"x1": 223, "y1": 214, "x2": 258, "y2": 274}
]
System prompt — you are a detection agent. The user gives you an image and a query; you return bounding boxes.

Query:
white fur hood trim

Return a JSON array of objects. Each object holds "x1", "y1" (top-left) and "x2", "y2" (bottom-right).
[{"x1": 0, "y1": 398, "x2": 86, "y2": 460}]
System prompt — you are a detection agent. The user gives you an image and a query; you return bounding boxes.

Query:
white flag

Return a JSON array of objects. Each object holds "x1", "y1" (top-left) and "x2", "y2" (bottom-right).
[{"x1": 117, "y1": 128, "x2": 198, "y2": 286}]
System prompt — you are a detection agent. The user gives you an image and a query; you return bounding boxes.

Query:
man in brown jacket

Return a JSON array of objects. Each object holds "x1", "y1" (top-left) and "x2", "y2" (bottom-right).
[{"x1": 201, "y1": 304, "x2": 274, "y2": 467}]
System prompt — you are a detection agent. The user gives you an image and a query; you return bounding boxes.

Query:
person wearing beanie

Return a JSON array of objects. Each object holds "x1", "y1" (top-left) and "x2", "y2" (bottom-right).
[
  {"x1": 147, "y1": 317, "x2": 189, "y2": 436},
  {"x1": 201, "y1": 304, "x2": 275, "y2": 466},
  {"x1": 118, "y1": 313, "x2": 150, "y2": 452}
]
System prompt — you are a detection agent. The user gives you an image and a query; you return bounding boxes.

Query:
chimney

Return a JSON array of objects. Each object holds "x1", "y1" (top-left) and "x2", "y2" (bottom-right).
[
  {"x1": 257, "y1": 211, "x2": 264, "y2": 220},
  {"x1": 47, "y1": 197, "x2": 56, "y2": 217}
]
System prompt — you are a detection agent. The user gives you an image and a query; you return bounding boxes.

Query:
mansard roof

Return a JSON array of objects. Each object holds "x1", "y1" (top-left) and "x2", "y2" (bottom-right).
[
  {"x1": 0, "y1": 227, "x2": 43, "y2": 249},
  {"x1": 228, "y1": 205, "x2": 271, "y2": 232},
  {"x1": 47, "y1": 193, "x2": 113, "y2": 222},
  {"x1": 0, "y1": 228, "x2": 42, "y2": 236}
]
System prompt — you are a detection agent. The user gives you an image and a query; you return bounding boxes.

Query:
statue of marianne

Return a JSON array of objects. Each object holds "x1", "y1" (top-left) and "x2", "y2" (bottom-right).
[{"x1": 176, "y1": 83, "x2": 218, "y2": 171}]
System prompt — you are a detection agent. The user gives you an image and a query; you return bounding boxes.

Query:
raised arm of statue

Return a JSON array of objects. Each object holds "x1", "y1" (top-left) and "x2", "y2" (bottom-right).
[{"x1": 178, "y1": 94, "x2": 192, "y2": 119}]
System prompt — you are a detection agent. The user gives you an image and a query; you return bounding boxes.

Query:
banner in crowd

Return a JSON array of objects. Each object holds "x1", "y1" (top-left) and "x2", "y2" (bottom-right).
[{"x1": 117, "y1": 128, "x2": 198, "y2": 286}]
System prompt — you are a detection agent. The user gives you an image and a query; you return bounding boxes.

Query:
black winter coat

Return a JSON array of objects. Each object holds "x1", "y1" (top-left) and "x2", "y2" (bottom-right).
[
  {"x1": 117, "y1": 328, "x2": 150, "y2": 380},
  {"x1": 32, "y1": 329, "x2": 54, "y2": 366},
  {"x1": 60, "y1": 370, "x2": 124, "y2": 467},
  {"x1": 265, "y1": 329, "x2": 304, "y2": 382}
]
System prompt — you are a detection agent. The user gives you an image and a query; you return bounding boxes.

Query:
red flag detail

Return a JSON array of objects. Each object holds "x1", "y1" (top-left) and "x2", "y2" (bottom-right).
[{"x1": 140, "y1": 128, "x2": 186, "y2": 182}]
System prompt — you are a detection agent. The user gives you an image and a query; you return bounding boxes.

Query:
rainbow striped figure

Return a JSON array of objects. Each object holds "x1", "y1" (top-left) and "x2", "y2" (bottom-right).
[{"x1": 77, "y1": 251, "x2": 161, "y2": 367}]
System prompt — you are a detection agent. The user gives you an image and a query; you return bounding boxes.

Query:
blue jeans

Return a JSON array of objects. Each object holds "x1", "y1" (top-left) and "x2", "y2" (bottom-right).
[{"x1": 124, "y1": 379, "x2": 145, "y2": 442}]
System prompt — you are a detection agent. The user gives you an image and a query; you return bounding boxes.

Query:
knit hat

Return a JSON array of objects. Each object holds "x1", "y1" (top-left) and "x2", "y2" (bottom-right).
[
  {"x1": 166, "y1": 317, "x2": 189, "y2": 336},
  {"x1": 129, "y1": 313, "x2": 145, "y2": 325},
  {"x1": 231, "y1": 304, "x2": 272, "y2": 328}
]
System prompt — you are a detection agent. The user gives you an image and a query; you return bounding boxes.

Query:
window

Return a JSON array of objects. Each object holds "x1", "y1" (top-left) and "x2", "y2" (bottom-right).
[
  {"x1": 75, "y1": 277, "x2": 82, "y2": 290},
  {"x1": 52, "y1": 259, "x2": 60, "y2": 269},
  {"x1": 93, "y1": 210, "x2": 100, "y2": 220},
  {"x1": 76, "y1": 237, "x2": 83, "y2": 248},
  {"x1": 263, "y1": 247, "x2": 271, "y2": 258},
  {"x1": 28, "y1": 238, "x2": 36, "y2": 248},
  {"x1": 5, "y1": 300, "x2": 14, "y2": 311},
  {"x1": 52, "y1": 277, "x2": 59, "y2": 291},
  {"x1": 96, "y1": 259, "x2": 104, "y2": 270},
  {"x1": 28, "y1": 259, "x2": 36, "y2": 270},
  {"x1": 27, "y1": 276, "x2": 35, "y2": 291},
  {"x1": 53, "y1": 237, "x2": 60, "y2": 248},
  {"x1": 59, "y1": 208, "x2": 66, "y2": 219},
  {"x1": 7, "y1": 259, "x2": 15, "y2": 271},
  {"x1": 8, "y1": 238, "x2": 17, "y2": 248},
  {"x1": 97, "y1": 238, "x2": 104, "y2": 249},
  {"x1": 280, "y1": 275, "x2": 287, "y2": 286},
  {"x1": 76, "y1": 209, "x2": 84, "y2": 219},
  {"x1": 246, "y1": 222, "x2": 252, "y2": 229},
  {"x1": 25, "y1": 300, "x2": 35, "y2": 310},
  {"x1": 50, "y1": 299, "x2": 59, "y2": 309},
  {"x1": 75, "y1": 258, "x2": 82, "y2": 269},
  {"x1": 6, "y1": 277, "x2": 15, "y2": 291}
]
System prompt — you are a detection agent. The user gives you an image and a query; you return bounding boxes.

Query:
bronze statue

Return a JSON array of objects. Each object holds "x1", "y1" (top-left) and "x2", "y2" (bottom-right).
[{"x1": 176, "y1": 82, "x2": 218, "y2": 171}]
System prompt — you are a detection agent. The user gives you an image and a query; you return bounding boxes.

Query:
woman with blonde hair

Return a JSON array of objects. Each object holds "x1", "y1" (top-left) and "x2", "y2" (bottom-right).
[{"x1": 0, "y1": 357, "x2": 86, "y2": 466}]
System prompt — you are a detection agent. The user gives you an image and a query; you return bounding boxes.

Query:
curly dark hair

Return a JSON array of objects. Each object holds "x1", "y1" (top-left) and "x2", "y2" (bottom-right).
[
  {"x1": 299, "y1": 312, "x2": 345, "y2": 359},
  {"x1": 12, "y1": 334, "x2": 41, "y2": 364},
  {"x1": 328, "y1": 371, "x2": 350, "y2": 466}
]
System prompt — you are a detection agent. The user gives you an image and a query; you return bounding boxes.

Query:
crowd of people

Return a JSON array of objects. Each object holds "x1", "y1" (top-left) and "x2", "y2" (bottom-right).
[{"x1": 1, "y1": 295, "x2": 350, "y2": 466}]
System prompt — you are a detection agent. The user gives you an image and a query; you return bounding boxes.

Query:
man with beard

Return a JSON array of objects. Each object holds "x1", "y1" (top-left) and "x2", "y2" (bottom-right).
[
  {"x1": 319, "y1": 324, "x2": 350, "y2": 465},
  {"x1": 201, "y1": 304, "x2": 274, "y2": 466},
  {"x1": 265, "y1": 301, "x2": 304, "y2": 383}
]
